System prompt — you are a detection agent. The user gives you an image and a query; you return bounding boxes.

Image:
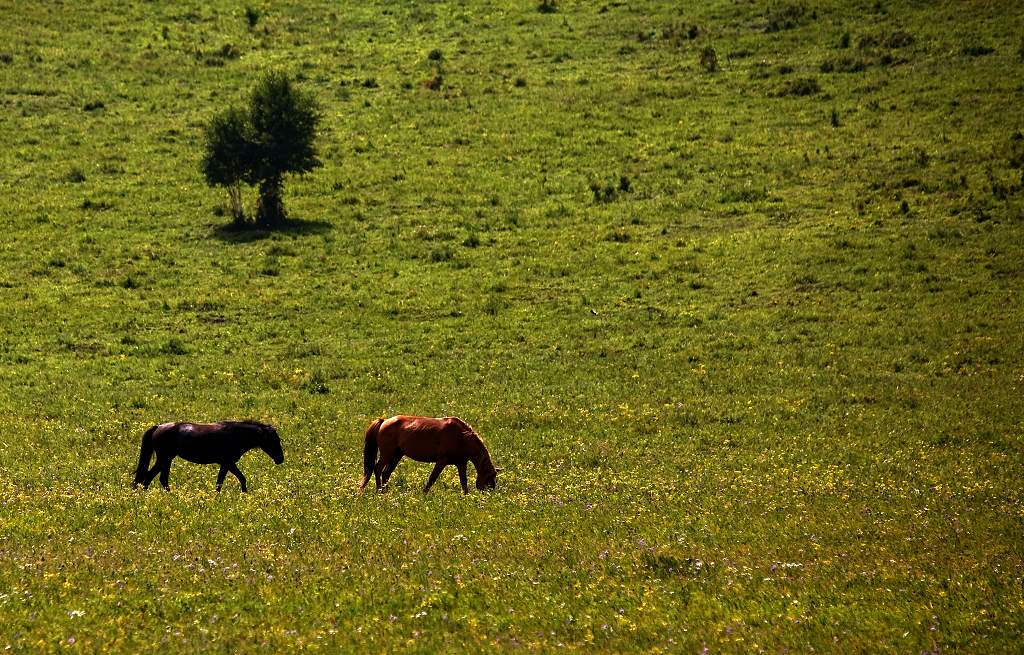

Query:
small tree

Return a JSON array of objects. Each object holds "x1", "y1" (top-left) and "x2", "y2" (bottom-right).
[
  {"x1": 201, "y1": 71, "x2": 321, "y2": 227},
  {"x1": 201, "y1": 106, "x2": 251, "y2": 222}
]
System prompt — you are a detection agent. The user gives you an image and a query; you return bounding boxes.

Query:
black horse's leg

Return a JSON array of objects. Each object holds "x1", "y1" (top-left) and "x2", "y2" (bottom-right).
[
  {"x1": 456, "y1": 462, "x2": 469, "y2": 494},
  {"x1": 142, "y1": 452, "x2": 167, "y2": 489},
  {"x1": 423, "y1": 460, "x2": 447, "y2": 494},
  {"x1": 158, "y1": 457, "x2": 172, "y2": 491},
  {"x1": 228, "y1": 464, "x2": 247, "y2": 492},
  {"x1": 216, "y1": 465, "x2": 229, "y2": 492},
  {"x1": 381, "y1": 451, "x2": 404, "y2": 487},
  {"x1": 142, "y1": 464, "x2": 160, "y2": 489}
]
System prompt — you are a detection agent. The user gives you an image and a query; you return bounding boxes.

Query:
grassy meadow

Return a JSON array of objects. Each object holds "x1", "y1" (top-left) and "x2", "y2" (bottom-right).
[{"x1": 2, "y1": 0, "x2": 1024, "y2": 651}]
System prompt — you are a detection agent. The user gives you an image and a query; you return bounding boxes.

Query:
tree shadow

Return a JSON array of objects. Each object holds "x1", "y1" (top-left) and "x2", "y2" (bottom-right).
[{"x1": 211, "y1": 216, "x2": 333, "y2": 243}]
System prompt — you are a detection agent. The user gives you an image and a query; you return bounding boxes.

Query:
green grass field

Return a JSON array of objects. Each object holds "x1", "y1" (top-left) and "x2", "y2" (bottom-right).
[{"x1": 2, "y1": 0, "x2": 1023, "y2": 651}]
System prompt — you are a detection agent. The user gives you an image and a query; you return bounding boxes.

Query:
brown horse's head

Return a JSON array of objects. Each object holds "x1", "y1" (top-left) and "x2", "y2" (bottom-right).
[
  {"x1": 259, "y1": 424, "x2": 285, "y2": 465},
  {"x1": 475, "y1": 457, "x2": 498, "y2": 490}
]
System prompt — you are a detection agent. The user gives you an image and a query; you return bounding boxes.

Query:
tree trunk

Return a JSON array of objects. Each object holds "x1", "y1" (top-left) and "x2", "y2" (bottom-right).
[
  {"x1": 228, "y1": 184, "x2": 245, "y2": 224},
  {"x1": 256, "y1": 178, "x2": 285, "y2": 227}
]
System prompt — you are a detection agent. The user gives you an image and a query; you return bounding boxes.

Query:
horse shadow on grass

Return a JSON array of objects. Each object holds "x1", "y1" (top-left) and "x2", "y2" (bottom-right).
[{"x1": 211, "y1": 216, "x2": 333, "y2": 244}]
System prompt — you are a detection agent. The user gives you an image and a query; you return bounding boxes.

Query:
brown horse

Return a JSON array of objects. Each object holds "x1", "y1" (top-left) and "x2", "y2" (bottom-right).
[
  {"x1": 133, "y1": 421, "x2": 284, "y2": 492},
  {"x1": 359, "y1": 415, "x2": 498, "y2": 493}
]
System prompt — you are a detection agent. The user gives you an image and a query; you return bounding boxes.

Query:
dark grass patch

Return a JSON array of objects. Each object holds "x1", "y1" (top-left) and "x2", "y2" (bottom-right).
[
  {"x1": 771, "y1": 76, "x2": 821, "y2": 97},
  {"x1": 662, "y1": 22, "x2": 701, "y2": 43},
  {"x1": 765, "y1": 3, "x2": 811, "y2": 32},
  {"x1": 720, "y1": 186, "x2": 768, "y2": 203},
  {"x1": 962, "y1": 43, "x2": 995, "y2": 57},
  {"x1": 605, "y1": 228, "x2": 631, "y2": 243},
  {"x1": 820, "y1": 56, "x2": 868, "y2": 73},
  {"x1": 423, "y1": 71, "x2": 444, "y2": 90},
  {"x1": 429, "y1": 245, "x2": 454, "y2": 262},
  {"x1": 159, "y1": 337, "x2": 187, "y2": 356},
  {"x1": 80, "y1": 198, "x2": 114, "y2": 211}
]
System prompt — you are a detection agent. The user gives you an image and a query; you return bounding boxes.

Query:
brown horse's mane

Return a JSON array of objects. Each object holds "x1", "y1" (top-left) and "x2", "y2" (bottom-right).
[
  {"x1": 448, "y1": 417, "x2": 481, "y2": 445},
  {"x1": 449, "y1": 417, "x2": 496, "y2": 476}
]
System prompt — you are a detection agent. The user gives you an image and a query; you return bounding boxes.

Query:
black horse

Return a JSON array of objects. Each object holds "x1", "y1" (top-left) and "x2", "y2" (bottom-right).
[{"x1": 133, "y1": 421, "x2": 284, "y2": 492}]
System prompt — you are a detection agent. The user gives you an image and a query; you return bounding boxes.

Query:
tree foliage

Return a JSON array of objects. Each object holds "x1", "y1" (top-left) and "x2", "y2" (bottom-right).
[{"x1": 201, "y1": 71, "x2": 321, "y2": 226}]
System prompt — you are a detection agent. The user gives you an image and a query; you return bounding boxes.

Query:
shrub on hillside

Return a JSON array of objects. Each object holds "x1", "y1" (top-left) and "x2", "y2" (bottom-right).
[
  {"x1": 201, "y1": 71, "x2": 321, "y2": 226},
  {"x1": 1008, "y1": 132, "x2": 1024, "y2": 185},
  {"x1": 245, "y1": 6, "x2": 260, "y2": 28},
  {"x1": 589, "y1": 175, "x2": 632, "y2": 203},
  {"x1": 699, "y1": 46, "x2": 718, "y2": 73}
]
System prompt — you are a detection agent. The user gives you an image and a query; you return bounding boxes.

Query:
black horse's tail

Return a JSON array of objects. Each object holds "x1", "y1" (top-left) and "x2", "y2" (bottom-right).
[
  {"x1": 359, "y1": 418, "x2": 383, "y2": 490},
  {"x1": 133, "y1": 425, "x2": 158, "y2": 487}
]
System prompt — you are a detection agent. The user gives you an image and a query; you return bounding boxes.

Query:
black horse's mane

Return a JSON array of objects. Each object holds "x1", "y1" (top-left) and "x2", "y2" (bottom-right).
[{"x1": 225, "y1": 420, "x2": 274, "y2": 431}]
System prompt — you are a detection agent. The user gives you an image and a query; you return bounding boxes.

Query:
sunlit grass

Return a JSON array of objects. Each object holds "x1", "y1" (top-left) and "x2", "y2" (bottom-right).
[{"x1": 1, "y1": 0, "x2": 1023, "y2": 652}]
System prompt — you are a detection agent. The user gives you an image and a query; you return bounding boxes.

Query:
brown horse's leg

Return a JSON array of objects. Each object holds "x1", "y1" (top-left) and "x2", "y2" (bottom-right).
[
  {"x1": 374, "y1": 449, "x2": 398, "y2": 491},
  {"x1": 216, "y1": 465, "x2": 229, "y2": 492},
  {"x1": 456, "y1": 462, "x2": 469, "y2": 494},
  {"x1": 423, "y1": 461, "x2": 447, "y2": 494},
  {"x1": 228, "y1": 464, "x2": 247, "y2": 492},
  {"x1": 381, "y1": 452, "x2": 403, "y2": 487},
  {"x1": 374, "y1": 457, "x2": 389, "y2": 491}
]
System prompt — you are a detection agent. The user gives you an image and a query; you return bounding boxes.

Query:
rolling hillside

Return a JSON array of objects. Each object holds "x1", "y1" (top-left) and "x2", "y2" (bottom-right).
[{"x1": 1, "y1": 1, "x2": 1022, "y2": 651}]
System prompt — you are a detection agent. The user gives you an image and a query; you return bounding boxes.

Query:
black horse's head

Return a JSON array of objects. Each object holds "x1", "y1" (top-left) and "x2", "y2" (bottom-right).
[{"x1": 259, "y1": 424, "x2": 285, "y2": 465}]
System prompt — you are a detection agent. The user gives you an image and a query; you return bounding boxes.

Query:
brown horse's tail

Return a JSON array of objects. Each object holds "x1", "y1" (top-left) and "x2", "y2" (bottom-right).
[
  {"x1": 133, "y1": 425, "x2": 157, "y2": 487},
  {"x1": 360, "y1": 418, "x2": 383, "y2": 490}
]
